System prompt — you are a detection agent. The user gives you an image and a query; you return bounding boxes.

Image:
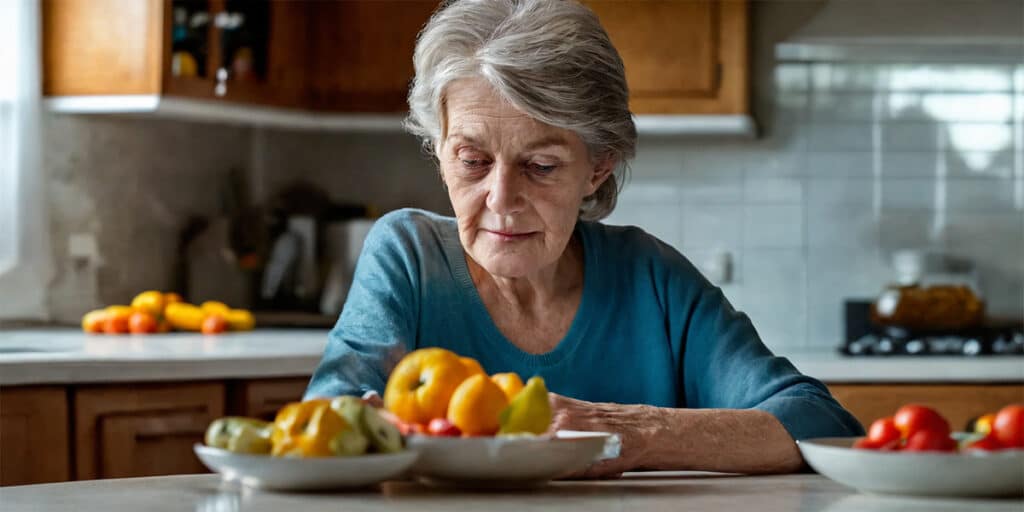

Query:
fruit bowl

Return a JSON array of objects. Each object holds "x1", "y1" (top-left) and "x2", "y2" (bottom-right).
[
  {"x1": 798, "y1": 436, "x2": 1024, "y2": 498},
  {"x1": 406, "y1": 430, "x2": 618, "y2": 486},
  {"x1": 194, "y1": 444, "x2": 419, "y2": 491}
]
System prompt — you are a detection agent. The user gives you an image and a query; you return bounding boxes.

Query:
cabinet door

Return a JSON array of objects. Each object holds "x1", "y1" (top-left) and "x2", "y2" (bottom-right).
[
  {"x1": 307, "y1": 1, "x2": 438, "y2": 112},
  {"x1": 584, "y1": 0, "x2": 748, "y2": 115},
  {"x1": 74, "y1": 382, "x2": 224, "y2": 480},
  {"x1": 42, "y1": 0, "x2": 164, "y2": 95},
  {"x1": 164, "y1": 0, "x2": 309, "y2": 106},
  {"x1": 828, "y1": 384, "x2": 1024, "y2": 432},
  {"x1": 228, "y1": 377, "x2": 310, "y2": 422},
  {"x1": 0, "y1": 387, "x2": 70, "y2": 486}
]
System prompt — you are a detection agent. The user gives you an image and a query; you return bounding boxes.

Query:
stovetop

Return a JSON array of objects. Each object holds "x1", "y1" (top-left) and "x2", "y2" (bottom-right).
[{"x1": 841, "y1": 326, "x2": 1024, "y2": 356}]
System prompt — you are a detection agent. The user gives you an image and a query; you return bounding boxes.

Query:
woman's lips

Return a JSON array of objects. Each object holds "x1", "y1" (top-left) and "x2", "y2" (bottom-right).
[{"x1": 484, "y1": 229, "x2": 536, "y2": 242}]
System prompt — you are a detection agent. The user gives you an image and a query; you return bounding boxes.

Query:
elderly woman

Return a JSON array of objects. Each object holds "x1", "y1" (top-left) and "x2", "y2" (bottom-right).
[{"x1": 306, "y1": 0, "x2": 862, "y2": 476}]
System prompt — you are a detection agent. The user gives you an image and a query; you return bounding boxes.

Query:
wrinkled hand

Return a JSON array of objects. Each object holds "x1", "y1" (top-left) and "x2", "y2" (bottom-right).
[{"x1": 547, "y1": 393, "x2": 654, "y2": 479}]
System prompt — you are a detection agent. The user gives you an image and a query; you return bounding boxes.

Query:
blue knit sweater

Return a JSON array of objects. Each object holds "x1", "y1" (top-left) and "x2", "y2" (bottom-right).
[{"x1": 306, "y1": 208, "x2": 864, "y2": 440}]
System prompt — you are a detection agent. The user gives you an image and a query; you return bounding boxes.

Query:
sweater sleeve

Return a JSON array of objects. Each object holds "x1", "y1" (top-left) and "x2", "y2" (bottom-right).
[
  {"x1": 680, "y1": 283, "x2": 865, "y2": 440},
  {"x1": 304, "y1": 212, "x2": 421, "y2": 400}
]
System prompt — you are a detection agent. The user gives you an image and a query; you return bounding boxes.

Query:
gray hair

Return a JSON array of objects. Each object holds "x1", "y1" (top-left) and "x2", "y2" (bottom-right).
[{"x1": 404, "y1": 0, "x2": 637, "y2": 220}]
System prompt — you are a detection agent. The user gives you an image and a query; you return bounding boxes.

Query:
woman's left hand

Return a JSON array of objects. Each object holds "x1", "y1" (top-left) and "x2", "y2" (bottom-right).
[{"x1": 547, "y1": 392, "x2": 657, "y2": 479}]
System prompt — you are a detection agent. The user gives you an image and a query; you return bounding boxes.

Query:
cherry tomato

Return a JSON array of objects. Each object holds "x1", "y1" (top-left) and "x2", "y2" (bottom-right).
[
  {"x1": 201, "y1": 314, "x2": 227, "y2": 335},
  {"x1": 128, "y1": 311, "x2": 157, "y2": 334},
  {"x1": 853, "y1": 437, "x2": 901, "y2": 451},
  {"x1": 867, "y1": 417, "x2": 901, "y2": 444},
  {"x1": 427, "y1": 418, "x2": 462, "y2": 437},
  {"x1": 904, "y1": 430, "x2": 957, "y2": 452},
  {"x1": 993, "y1": 404, "x2": 1024, "y2": 448},
  {"x1": 893, "y1": 404, "x2": 950, "y2": 439},
  {"x1": 964, "y1": 433, "x2": 1003, "y2": 452}
]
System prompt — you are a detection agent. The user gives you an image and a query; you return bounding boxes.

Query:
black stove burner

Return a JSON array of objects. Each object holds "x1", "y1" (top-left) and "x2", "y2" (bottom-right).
[{"x1": 841, "y1": 326, "x2": 1024, "y2": 357}]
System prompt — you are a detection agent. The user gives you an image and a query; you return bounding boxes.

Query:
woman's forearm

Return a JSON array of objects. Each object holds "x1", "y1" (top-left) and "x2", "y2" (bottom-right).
[{"x1": 633, "y1": 406, "x2": 804, "y2": 474}]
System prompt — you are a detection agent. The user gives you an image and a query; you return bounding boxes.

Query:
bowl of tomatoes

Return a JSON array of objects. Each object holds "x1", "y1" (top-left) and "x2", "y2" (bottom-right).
[{"x1": 798, "y1": 404, "x2": 1023, "y2": 498}]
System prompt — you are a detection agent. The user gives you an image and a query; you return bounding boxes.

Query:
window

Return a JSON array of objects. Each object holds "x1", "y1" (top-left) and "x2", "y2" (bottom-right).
[{"x1": 0, "y1": 0, "x2": 52, "y2": 320}]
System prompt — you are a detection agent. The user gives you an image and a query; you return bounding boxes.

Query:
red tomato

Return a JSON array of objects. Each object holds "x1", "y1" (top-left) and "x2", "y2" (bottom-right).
[
  {"x1": 128, "y1": 311, "x2": 157, "y2": 334},
  {"x1": 852, "y1": 437, "x2": 901, "y2": 451},
  {"x1": 893, "y1": 405, "x2": 950, "y2": 439},
  {"x1": 964, "y1": 433, "x2": 1003, "y2": 452},
  {"x1": 904, "y1": 430, "x2": 957, "y2": 452},
  {"x1": 867, "y1": 417, "x2": 901, "y2": 444},
  {"x1": 201, "y1": 314, "x2": 227, "y2": 335},
  {"x1": 427, "y1": 418, "x2": 462, "y2": 437},
  {"x1": 993, "y1": 404, "x2": 1024, "y2": 448}
]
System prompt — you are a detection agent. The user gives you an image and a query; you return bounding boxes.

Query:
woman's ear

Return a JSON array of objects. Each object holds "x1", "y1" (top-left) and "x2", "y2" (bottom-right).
[{"x1": 586, "y1": 157, "x2": 616, "y2": 196}]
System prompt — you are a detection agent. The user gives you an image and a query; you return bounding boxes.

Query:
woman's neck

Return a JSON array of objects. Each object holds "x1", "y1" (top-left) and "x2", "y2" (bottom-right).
[{"x1": 467, "y1": 235, "x2": 584, "y2": 314}]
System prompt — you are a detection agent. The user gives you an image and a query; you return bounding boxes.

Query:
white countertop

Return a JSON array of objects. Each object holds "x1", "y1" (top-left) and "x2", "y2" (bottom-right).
[
  {"x1": 2, "y1": 472, "x2": 1019, "y2": 512},
  {"x1": 0, "y1": 329, "x2": 328, "y2": 385},
  {"x1": 0, "y1": 329, "x2": 1021, "y2": 386}
]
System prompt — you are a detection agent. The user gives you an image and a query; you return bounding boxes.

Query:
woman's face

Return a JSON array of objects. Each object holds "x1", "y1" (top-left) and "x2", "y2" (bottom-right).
[{"x1": 438, "y1": 78, "x2": 612, "y2": 279}]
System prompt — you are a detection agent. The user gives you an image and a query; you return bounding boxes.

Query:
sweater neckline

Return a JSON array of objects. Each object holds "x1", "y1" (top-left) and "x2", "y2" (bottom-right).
[{"x1": 441, "y1": 219, "x2": 598, "y2": 369}]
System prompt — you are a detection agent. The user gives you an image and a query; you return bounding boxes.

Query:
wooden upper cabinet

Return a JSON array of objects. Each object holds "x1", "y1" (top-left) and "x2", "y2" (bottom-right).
[
  {"x1": 584, "y1": 0, "x2": 749, "y2": 115},
  {"x1": 73, "y1": 382, "x2": 224, "y2": 480},
  {"x1": 306, "y1": 1, "x2": 438, "y2": 112},
  {"x1": 43, "y1": 0, "x2": 308, "y2": 106},
  {"x1": 0, "y1": 387, "x2": 71, "y2": 486}
]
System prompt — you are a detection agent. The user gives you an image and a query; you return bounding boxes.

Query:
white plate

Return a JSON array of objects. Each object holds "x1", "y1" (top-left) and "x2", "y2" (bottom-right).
[
  {"x1": 798, "y1": 437, "x2": 1024, "y2": 498},
  {"x1": 406, "y1": 430, "x2": 618, "y2": 486},
  {"x1": 193, "y1": 444, "x2": 419, "y2": 491}
]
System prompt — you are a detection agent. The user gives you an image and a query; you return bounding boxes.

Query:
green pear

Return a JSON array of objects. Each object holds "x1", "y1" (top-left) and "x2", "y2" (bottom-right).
[
  {"x1": 498, "y1": 376, "x2": 552, "y2": 435},
  {"x1": 329, "y1": 395, "x2": 367, "y2": 435}
]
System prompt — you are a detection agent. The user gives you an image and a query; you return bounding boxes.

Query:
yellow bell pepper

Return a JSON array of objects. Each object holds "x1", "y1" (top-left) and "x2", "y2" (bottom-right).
[{"x1": 271, "y1": 399, "x2": 367, "y2": 457}]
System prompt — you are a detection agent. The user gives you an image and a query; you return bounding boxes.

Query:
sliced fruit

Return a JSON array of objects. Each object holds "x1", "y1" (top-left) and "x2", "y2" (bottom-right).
[
  {"x1": 329, "y1": 427, "x2": 369, "y2": 456},
  {"x1": 204, "y1": 417, "x2": 273, "y2": 454},
  {"x1": 361, "y1": 405, "x2": 403, "y2": 453},
  {"x1": 329, "y1": 395, "x2": 366, "y2": 432}
]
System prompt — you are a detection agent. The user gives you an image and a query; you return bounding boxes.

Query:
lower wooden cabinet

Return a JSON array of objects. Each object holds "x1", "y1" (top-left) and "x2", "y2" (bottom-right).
[
  {"x1": 1, "y1": 377, "x2": 311, "y2": 485},
  {"x1": 828, "y1": 384, "x2": 1024, "y2": 432},
  {"x1": 0, "y1": 387, "x2": 70, "y2": 485},
  {"x1": 74, "y1": 382, "x2": 225, "y2": 480},
  {"x1": 227, "y1": 377, "x2": 310, "y2": 422}
]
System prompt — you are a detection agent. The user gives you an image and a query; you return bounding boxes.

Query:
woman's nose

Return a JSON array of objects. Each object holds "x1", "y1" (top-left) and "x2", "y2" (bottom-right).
[{"x1": 485, "y1": 162, "x2": 526, "y2": 215}]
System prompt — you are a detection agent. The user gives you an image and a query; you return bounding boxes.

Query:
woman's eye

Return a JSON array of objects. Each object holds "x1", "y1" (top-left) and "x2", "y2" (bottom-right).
[
  {"x1": 461, "y1": 159, "x2": 489, "y2": 169},
  {"x1": 529, "y1": 163, "x2": 557, "y2": 175}
]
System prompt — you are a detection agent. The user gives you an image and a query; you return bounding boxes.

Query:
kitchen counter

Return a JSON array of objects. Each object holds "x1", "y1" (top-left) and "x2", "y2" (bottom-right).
[
  {"x1": 0, "y1": 329, "x2": 328, "y2": 385},
  {"x1": 1, "y1": 472, "x2": 1018, "y2": 512},
  {"x1": 1, "y1": 329, "x2": 1021, "y2": 386}
]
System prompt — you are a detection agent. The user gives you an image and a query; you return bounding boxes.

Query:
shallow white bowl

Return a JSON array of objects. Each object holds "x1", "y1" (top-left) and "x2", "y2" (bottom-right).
[
  {"x1": 406, "y1": 430, "x2": 618, "y2": 485},
  {"x1": 798, "y1": 437, "x2": 1024, "y2": 498},
  {"x1": 193, "y1": 444, "x2": 419, "y2": 491}
]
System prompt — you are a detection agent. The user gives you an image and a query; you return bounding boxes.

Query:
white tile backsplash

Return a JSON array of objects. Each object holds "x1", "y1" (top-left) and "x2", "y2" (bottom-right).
[
  {"x1": 743, "y1": 204, "x2": 804, "y2": 249},
  {"x1": 681, "y1": 203, "x2": 742, "y2": 252}
]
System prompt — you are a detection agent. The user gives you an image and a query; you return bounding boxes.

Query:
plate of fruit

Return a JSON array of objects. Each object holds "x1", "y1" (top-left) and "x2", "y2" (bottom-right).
[
  {"x1": 379, "y1": 348, "x2": 618, "y2": 486},
  {"x1": 194, "y1": 396, "x2": 417, "y2": 491},
  {"x1": 798, "y1": 404, "x2": 1024, "y2": 498}
]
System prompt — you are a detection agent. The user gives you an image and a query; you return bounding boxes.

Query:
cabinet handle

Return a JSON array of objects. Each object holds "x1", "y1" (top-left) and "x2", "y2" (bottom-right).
[{"x1": 215, "y1": 68, "x2": 228, "y2": 97}]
